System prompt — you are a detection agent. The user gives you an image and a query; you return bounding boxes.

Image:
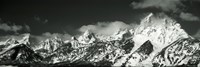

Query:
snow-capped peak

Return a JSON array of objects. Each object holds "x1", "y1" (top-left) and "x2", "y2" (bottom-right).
[
  {"x1": 111, "y1": 28, "x2": 132, "y2": 40},
  {"x1": 78, "y1": 30, "x2": 96, "y2": 44},
  {"x1": 18, "y1": 33, "x2": 30, "y2": 45},
  {"x1": 4, "y1": 38, "x2": 17, "y2": 45},
  {"x1": 130, "y1": 13, "x2": 190, "y2": 64},
  {"x1": 140, "y1": 13, "x2": 153, "y2": 25},
  {"x1": 83, "y1": 30, "x2": 91, "y2": 37},
  {"x1": 134, "y1": 13, "x2": 189, "y2": 48},
  {"x1": 1, "y1": 33, "x2": 30, "y2": 46}
]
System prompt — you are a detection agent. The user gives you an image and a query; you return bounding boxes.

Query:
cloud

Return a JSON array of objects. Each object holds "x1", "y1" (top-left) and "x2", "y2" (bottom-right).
[
  {"x1": 131, "y1": 0, "x2": 184, "y2": 11},
  {"x1": 34, "y1": 32, "x2": 72, "y2": 41},
  {"x1": 0, "y1": 19, "x2": 31, "y2": 33},
  {"x1": 0, "y1": 23, "x2": 31, "y2": 33},
  {"x1": 131, "y1": 0, "x2": 200, "y2": 21},
  {"x1": 79, "y1": 21, "x2": 138, "y2": 35},
  {"x1": 0, "y1": 33, "x2": 29, "y2": 42},
  {"x1": 179, "y1": 12, "x2": 200, "y2": 21},
  {"x1": 0, "y1": 23, "x2": 23, "y2": 32},
  {"x1": 34, "y1": 16, "x2": 48, "y2": 24},
  {"x1": 193, "y1": 29, "x2": 200, "y2": 39},
  {"x1": 24, "y1": 25, "x2": 31, "y2": 32}
]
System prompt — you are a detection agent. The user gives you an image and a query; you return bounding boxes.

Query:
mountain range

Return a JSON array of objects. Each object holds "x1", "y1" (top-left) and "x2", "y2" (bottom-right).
[{"x1": 0, "y1": 13, "x2": 200, "y2": 67}]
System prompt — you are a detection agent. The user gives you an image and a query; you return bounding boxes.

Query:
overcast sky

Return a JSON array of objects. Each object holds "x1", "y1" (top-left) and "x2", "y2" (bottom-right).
[{"x1": 0, "y1": 0, "x2": 200, "y2": 39}]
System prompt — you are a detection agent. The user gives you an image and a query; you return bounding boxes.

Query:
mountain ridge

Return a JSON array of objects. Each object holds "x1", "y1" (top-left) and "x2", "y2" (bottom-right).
[{"x1": 0, "y1": 13, "x2": 199, "y2": 67}]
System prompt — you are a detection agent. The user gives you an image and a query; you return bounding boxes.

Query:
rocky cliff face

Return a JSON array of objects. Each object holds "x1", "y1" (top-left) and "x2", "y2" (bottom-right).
[
  {"x1": 0, "y1": 13, "x2": 199, "y2": 67},
  {"x1": 153, "y1": 38, "x2": 200, "y2": 67}
]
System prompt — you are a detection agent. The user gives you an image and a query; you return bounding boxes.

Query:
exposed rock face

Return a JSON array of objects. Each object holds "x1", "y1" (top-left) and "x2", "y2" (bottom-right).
[
  {"x1": 78, "y1": 30, "x2": 96, "y2": 44},
  {"x1": 0, "y1": 44, "x2": 43, "y2": 64},
  {"x1": 0, "y1": 13, "x2": 200, "y2": 67},
  {"x1": 113, "y1": 40, "x2": 153, "y2": 66},
  {"x1": 38, "y1": 37, "x2": 63, "y2": 52},
  {"x1": 0, "y1": 34, "x2": 43, "y2": 64},
  {"x1": 134, "y1": 13, "x2": 188, "y2": 49},
  {"x1": 152, "y1": 38, "x2": 200, "y2": 67}
]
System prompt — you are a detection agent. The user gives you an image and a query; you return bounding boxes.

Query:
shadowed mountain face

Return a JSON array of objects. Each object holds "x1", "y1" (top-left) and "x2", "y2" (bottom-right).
[
  {"x1": 135, "y1": 40, "x2": 153, "y2": 55},
  {"x1": 0, "y1": 13, "x2": 200, "y2": 67},
  {"x1": 0, "y1": 44, "x2": 43, "y2": 64},
  {"x1": 153, "y1": 38, "x2": 200, "y2": 67},
  {"x1": 115, "y1": 40, "x2": 154, "y2": 67}
]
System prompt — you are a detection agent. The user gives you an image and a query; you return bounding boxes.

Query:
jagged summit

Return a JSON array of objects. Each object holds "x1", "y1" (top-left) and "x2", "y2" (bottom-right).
[
  {"x1": 83, "y1": 30, "x2": 91, "y2": 37},
  {"x1": 37, "y1": 36, "x2": 64, "y2": 52},
  {"x1": 140, "y1": 13, "x2": 174, "y2": 26},
  {"x1": 134, "y1": 13, "x2": 189, "y2": 49},
  {"x1": 0, "y1": 43, "x2": 42, "y2": 64},
  {"x1": 18, "y1": 33, "x2": 30, "y2": 45},
  {"x1": 78, "y1": 30, "x2": 96, "y2": 44},
  {"x1": 111, "y1": 28, "x2": 133, "y2": 40}
]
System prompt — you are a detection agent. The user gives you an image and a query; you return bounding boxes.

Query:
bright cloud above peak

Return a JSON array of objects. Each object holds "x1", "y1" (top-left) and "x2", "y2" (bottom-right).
[
  {"x1": 79, "y1": 21, "x2": 138, "y2": 35},
  {"x1": 41, "y1": 32, "x2": 72, "y2": 40}
]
